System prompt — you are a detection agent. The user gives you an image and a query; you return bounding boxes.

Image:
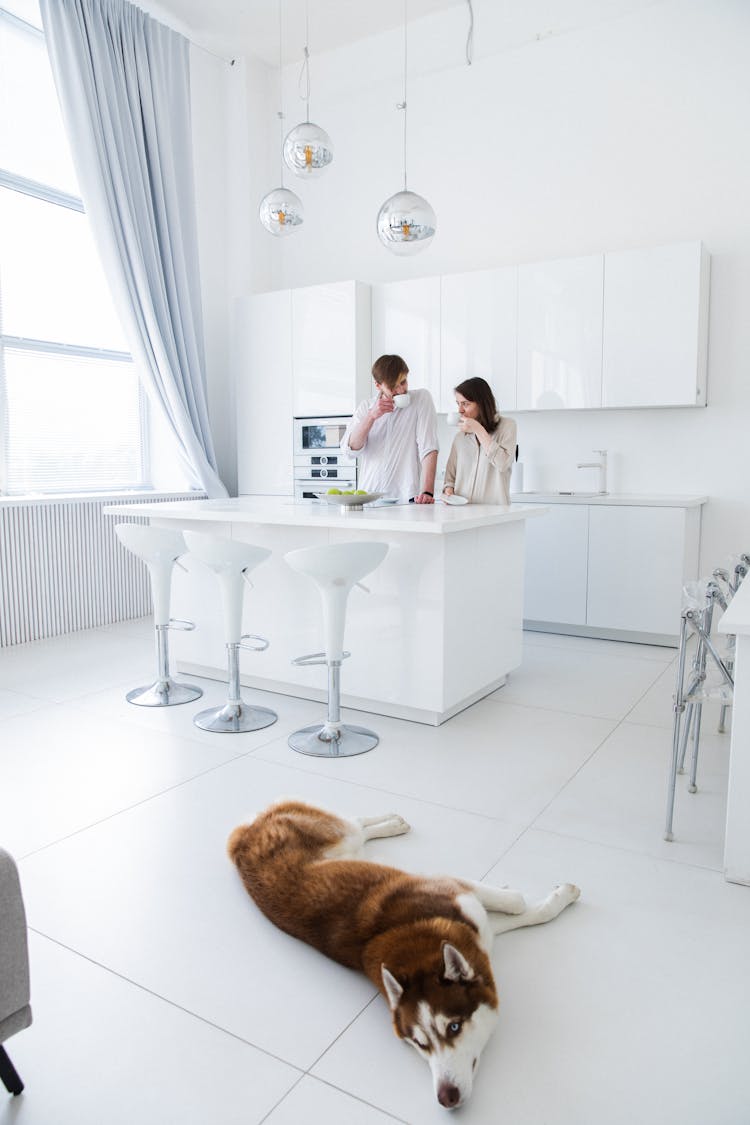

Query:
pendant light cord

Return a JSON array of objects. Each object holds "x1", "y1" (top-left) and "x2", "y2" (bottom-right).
[
  {"x1": 401, "y1": 0, "x2": 408, "y2": 192},
  {"x1": 278, "y1": 0, "x2": 285, "y2": 184},
  {"x1": 465, "y1": 0, "x2": 474, "y2": 66},
  {"x1": 297, "y1": 0, "x2": 311, "y2": 123}
]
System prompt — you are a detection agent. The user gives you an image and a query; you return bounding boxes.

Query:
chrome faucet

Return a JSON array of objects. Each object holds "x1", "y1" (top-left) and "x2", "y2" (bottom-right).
[{"x1": 577, "y1": 449, "x2": 608, "y2": 494}]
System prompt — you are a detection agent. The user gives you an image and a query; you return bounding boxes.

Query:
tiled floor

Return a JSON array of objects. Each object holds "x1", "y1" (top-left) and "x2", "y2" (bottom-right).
[{"x1": 1, "y1": 621, "x2": 748, "y2": 1124}]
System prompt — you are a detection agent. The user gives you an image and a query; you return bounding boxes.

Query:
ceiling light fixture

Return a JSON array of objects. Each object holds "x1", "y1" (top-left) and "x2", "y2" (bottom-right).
[
  {"x1": 259, "y1": 0, "x2": 304, "y2": 236},
  {"x1": 376, "y1": 0, "x2": 436, "y2": 255},
  {"x1": 283, "y1": 1, "x2": 333, "y2": 178}
]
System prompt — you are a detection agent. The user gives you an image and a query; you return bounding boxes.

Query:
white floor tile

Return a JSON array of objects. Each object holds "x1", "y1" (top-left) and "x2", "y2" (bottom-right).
[
  {"x1": 253, "y1": 698, "x2": 615, "y2": 823},
  {"x1": 263, "y1": 1076, "x2": 406, "y2": 1125},
  {"x1": 3, "y1": 932, "x2": 298, "y2": 1125},
  {"x1": 497, "y1": 644, "x2": 667, "y2": 719},
  {"x1": 0, "y1": 687, "x2": 46, "y2": 721},
  {"x1": 535, "y1": 719, "x2": 730, "y2": 869},
  {"x1": 0, "y1": 703, "x2": 241, "y2": 857},
  {"x1": 523, "y1": 628, "x2": 677, "y2": 663},
  {"x1": 0, "y1": 628, "x2": 153, "y2": 703}
]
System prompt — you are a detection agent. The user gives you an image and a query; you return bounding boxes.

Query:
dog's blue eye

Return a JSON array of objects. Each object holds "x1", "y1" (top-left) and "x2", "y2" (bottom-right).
[{"x1": 447, "y1": 1021, "x2": 462, "y2": 1037}]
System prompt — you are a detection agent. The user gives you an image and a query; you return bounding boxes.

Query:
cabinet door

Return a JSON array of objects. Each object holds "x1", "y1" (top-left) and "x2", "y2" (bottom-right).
[
  {"x1": 586, "y1": 505, "x2": 687, "y2": 635},
  {"x1": 235, "y1": 290, "x2": 293, "y2": 495},
  {"x1": 440, "y1": 267, "x2": 517, "y2": 413},
  {"x1": 292, "y1": 281, "x2": 371, "y2": 416},
  {"x1": 602, "y1": 242, "x2": 709, "y2": 408},
  {"x1": 516, "y1": 255, "x2": 604, "y2": 410},
  {"x1": 371, "y1": 277, "x2": 441, "y2": 403},
  {"x1": 523, "y1": 505, "x2": 589, "y2": 624}
]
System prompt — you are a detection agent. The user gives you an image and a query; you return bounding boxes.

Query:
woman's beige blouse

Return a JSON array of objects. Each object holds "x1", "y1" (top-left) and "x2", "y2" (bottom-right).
[{"x1": 443, "y1": 414, "x2": 517, "y2": 504}]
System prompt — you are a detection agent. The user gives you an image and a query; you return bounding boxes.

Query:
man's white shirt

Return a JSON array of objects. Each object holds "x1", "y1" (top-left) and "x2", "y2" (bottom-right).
[{"x1": 342, "y1": 388, "x2": 438, "y2": 501}]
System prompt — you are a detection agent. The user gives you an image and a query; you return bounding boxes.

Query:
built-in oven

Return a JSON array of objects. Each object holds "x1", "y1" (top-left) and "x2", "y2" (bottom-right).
[{"x1": 293, "y1": 416, "x2": 356, "y2": 501}]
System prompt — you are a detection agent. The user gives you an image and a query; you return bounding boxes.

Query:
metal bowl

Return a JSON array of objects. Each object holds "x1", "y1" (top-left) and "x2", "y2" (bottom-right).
[{"x1": 317, "y1": 491, "x2": 383, "y2": 511}]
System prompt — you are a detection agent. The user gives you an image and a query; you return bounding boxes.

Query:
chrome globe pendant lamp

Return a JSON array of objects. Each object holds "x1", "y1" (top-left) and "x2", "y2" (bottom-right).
[
  {"x1": 377, "y1": 0, "x2": 436, "y2": 254},
  {"x1": 259, "y1": 1, "x2": 304, "y2": 236},
  {"x1": 283, "y1": 2, "x2": 333, "y2": 178}
]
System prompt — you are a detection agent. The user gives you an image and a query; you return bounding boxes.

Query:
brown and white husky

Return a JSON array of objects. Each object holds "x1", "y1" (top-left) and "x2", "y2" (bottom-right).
[{"x1": 228, "y1": 800, "x2": 580, "y2": 1110}]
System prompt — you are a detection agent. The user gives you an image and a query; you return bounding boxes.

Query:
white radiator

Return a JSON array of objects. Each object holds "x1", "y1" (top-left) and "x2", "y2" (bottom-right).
[{"x1": 0, "y1": 493, "x2": 200, "y2": 648}]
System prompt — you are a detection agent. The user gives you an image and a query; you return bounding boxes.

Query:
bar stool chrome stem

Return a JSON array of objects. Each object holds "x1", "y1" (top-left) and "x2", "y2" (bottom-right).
[
  {"x1": 183, "y1": 532, "x2": 277, "y2": 734},
  {"x1": 114, "y1": 524, "x2": 203, "y2": 707},
  {"x1": 285, "y1": 541, "x2": 389, "y2": 757}
]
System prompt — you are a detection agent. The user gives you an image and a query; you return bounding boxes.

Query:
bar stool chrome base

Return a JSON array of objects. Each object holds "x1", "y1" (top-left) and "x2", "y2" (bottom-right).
[
  {"x1": 289, "y1": 722, "x2": 379, "y2": 758},
  {"x1": 126, "y1": 679, "x2": 203, "y2": 707},
  {"x1": 194, "y1": 700, "x2": 277, "y2": 734}
]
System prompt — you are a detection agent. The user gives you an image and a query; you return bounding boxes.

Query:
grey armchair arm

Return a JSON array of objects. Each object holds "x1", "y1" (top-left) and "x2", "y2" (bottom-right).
[{"x1": 0, "y1": 847, "x2": 32, "y2": 1096}]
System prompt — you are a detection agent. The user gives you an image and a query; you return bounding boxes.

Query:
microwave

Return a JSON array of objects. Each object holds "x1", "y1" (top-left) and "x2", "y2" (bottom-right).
[{"x1": 294, "y1": 416, "x2": 351, "y2": 455}]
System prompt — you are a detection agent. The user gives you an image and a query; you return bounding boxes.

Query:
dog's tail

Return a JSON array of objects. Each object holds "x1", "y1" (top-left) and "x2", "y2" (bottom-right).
[{"x1": 227, "y1": 822, "x2": 252, "y2": 866}]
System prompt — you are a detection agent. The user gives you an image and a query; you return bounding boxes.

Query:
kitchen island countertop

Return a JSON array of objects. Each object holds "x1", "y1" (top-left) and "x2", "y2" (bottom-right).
[{"x1": 107, "y1": 494, "x2": 547, "y2": 533}]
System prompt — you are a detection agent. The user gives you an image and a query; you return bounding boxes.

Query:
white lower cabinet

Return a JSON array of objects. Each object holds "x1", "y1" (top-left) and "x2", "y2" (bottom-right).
[
  {"x1": 523, "y1": 504, "x2": 589, "y2": 624},
  {"x1": 521, "y1": 501, "x2": 702, "y2": 642}
]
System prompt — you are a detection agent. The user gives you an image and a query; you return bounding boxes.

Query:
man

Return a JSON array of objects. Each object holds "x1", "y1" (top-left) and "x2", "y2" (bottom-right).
[{"x1": 342, "y1": 355, "x2": 438, "y2": 503}]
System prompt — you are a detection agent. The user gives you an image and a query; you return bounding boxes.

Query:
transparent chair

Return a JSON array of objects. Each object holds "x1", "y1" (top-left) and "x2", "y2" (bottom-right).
[{"x1": 664, "y1": 578, "x2": 734, "y2": 841}]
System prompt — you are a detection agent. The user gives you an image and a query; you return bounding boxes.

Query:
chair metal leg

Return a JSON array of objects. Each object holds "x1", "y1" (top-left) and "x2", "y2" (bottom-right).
[
  {"x1": 688, "y1": 702, "x2": 703, "y2": 793},
  {"x1": 665, "y1": 615, "x2": 689, "y2": 842},
  {"x1": 193, "y1": 642, "x2": 277, "y2": 733},
  {"x1": 0, "y1": 1044, "x2": 24, "y2": 1096},
  {"x1": 288, "y1": 660, "x2": 379, "y2": 758},
  {"x1": 126, "y1": 624, "x2": 203, "y2": 707}
]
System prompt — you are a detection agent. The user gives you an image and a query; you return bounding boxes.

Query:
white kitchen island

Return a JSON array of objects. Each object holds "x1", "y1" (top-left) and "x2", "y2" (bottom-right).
[{"x1": 106, "y1": 496, "x2": 545, "y2": 725}]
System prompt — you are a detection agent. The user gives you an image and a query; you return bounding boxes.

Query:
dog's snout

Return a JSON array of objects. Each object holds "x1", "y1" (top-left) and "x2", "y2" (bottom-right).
[{"x1": 437, "y1": 1082, "x2": 461, "y2": 1109}]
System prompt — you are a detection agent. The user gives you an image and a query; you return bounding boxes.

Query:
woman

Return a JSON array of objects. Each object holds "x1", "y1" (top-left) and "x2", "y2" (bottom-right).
[{"x1": 443, "y1": 377, "x2": 517, "y2": 504}]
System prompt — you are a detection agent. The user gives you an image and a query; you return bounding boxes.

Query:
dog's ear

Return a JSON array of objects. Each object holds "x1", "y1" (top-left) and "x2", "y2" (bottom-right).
[
  {"x1": 381, "y1": 965, "x2": 404, "y2": 1010},
  {"x1": 442, "y1": 942, "x2": 475, "y2": 983}
]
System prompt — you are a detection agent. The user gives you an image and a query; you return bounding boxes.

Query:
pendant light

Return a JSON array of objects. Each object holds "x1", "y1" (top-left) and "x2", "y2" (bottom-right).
[
  {"x1": 259, "y1": 0, "x2": 304, "y2": 236},
  {"x1": 283, "y1": 2, "x2": 333, "y2": 178},
  {"x1": 376, "y1": 0, "x2": 436, "y2": 254}
]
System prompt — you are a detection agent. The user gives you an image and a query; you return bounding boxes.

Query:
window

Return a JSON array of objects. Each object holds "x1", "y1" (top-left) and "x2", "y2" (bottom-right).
[{"x1": 0, "y1": 0, "x2": 150, "y2": 495}]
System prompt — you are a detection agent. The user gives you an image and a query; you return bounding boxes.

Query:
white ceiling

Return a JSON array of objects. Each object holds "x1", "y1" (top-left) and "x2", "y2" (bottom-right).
[{"x1": 149, "y1": 0, "x2": 662, "y2": 67}]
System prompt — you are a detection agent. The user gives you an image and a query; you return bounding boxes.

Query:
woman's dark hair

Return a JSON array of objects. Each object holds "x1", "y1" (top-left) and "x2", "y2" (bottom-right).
[
  {"x1": 372, "y1": 354, "x2": 409, "y2": 390},
  {"x1": 454, "y1": 377, "x2": 498, "y2": 433}
]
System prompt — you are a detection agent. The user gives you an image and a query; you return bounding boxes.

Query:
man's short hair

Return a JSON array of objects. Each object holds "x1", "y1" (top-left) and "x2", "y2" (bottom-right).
[{"x1": 372, "y1": 354, "x2": 409, "y2": 391}]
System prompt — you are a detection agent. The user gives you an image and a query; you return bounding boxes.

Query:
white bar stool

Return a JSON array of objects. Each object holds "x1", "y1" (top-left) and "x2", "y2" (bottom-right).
[
  {"x1": 284, "y1": 540, "x2": 389, "y2": 757},
  {"x1": 183, "y1": 531, "x2": 277, "y2": 734},
  {"x1": 114, "y1": 524, "x2": 203, "y2": 707}
]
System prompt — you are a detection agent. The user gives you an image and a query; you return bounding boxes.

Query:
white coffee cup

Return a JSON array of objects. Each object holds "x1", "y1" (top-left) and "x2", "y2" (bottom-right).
[
  {"x1": 392, "y1": 393, "x2": 411, "y2": 409},
  {"x1": 446, "y1": 411, "x2": 461, "y2": 426}
]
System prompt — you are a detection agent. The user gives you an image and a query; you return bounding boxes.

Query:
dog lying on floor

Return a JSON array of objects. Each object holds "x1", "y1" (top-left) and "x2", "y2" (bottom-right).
[{"x1": 228, "y1": 799, "x2": 580, "y2": 1110}]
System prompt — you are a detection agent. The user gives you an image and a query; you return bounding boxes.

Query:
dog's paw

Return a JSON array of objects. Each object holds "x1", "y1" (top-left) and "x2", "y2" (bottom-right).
[
  {"x1": 382, "y1": 814, "x2": 411, "y2": 836},
  {"x1": 555, "y1": 883, "x2": 581, "y2": 904}
]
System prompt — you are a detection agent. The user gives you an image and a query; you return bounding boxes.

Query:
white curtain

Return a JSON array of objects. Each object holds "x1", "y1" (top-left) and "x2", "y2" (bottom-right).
[{"x1": 39, "y1": 0, "x2": 227, "y2": 498}]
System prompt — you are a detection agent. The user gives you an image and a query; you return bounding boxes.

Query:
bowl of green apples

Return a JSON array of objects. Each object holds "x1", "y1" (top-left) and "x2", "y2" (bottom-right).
[{"x1": 317, "y1": 487, "x2": 383, "y2": 511}]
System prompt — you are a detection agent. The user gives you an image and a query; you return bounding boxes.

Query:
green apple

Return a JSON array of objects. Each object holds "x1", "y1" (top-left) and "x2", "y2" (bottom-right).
[
  {"x1": 327, "y1": 487, "x2": 342, "y2": 495},
  {"x1": 355, "y1": 489, "x2": 368, "y2": 495}
]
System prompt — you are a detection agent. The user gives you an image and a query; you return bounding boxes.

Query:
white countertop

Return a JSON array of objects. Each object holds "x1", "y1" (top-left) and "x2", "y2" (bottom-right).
[
  {"x1": 104, "y1": 495, "x2": 547, "y2": 535},
  {"x1": 719, "y1": 576, "x2": 750, "y2": 636},
  {"x1": 511, "y1": 492, "x2": 708, "y2": 507}
]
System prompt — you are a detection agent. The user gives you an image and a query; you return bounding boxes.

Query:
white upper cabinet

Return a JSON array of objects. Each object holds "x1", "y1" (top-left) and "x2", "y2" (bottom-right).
[
  {"x1": 371, "y1": 277, "x2": 441, "y2": 405},
  {"x1": 440, "y1": 267, "x2": 517, "y2": 413},
  {"x1": 602, "y1": 242, "x2": 710, "y2": 408},
  {"x1": 292, "y1": 281, "x2": 372, "y2": 417},
  {"x1": 516, "y1": 254, "x2": 604, "y2": 410},
  {"x1": 235, "y1": 289, "x2": 293, "y2": 496}
]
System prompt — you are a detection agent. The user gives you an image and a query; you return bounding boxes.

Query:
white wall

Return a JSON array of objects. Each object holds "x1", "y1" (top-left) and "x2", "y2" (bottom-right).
[{"x1": 222, "y1": 0, "x2": 749, "y2": 573}]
